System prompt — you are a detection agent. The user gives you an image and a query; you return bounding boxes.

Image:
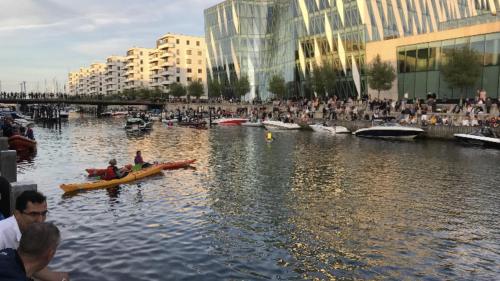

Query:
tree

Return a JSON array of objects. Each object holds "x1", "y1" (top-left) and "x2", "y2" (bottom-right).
[
  {"x1": 169, "y1": 83, "x2": 186, "y2": 99},
  {"x1": 441, "y1": 46, "x2": 481, "y2": 97},
  {"x1": 268, "y1": 74, "x2": 286, "y2": 99},
  {"x1": 311, "y1": 66, "x2": 325, "y2": 97},
  {"x1": 208, "y1": 78, "x2": 222, "y2": 98},
  {"x1": 367, "y1": 54, "x2": 396, "y2": 99},
  {"x1": 188, "y1": 80, "x2": 204, "y2": 100},
  {"x1": 322, "y1": 61, "x2": 336, "y2": 97},
  {"x1": 234, "y1": 75, "x2": 250, "y2": 100}
]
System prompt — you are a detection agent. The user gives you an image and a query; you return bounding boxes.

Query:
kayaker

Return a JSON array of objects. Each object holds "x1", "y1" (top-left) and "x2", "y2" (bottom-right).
[
  {"x1": 134, "y1": 151, "x2": 151, "y2": 168},
  {"x1": 104, "y1": 159, "x2": 129, "y2": 180}
]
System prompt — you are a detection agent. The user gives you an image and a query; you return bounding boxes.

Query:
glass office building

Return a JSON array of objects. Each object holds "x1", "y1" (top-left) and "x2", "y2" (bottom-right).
[{"x1": 204, "y1": 0, "x2": 500, "y2": 100}]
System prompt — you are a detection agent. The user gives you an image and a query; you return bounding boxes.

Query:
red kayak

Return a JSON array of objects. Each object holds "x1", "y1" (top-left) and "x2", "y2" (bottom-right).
[
  {"x1": 8, "y1": 135, "x2": 37, "y2": 153},
  {"x1": 85, "y1": 159, "x2": 196, "y2": 177}
]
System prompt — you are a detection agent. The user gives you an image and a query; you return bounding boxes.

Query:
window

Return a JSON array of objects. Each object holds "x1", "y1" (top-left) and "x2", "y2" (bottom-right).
[
  {"x1": 196, "y1": 41, "x2": 200, "y2": 46},
  {"x1": 176, "y1": 68, "x2": 180, "y2": 73},
  {"x1": 187, "y1": 59, "x2": 192, "y2": 64},
  {"x1": 186, "y1": 40, "x2": 190, "y2": 45},
  {"x1": 176, "y1": 49, "x2": 180, "y2": 55},
  {"x1": 176, "y1": 39, "x2": 180, "y2": 44},
  {"x1": 176, "y1": 77, "x2": 180, "y2": 82},
  {"x1": 198, "y1": 60, "x2": 202, "y2": 65},
  {"x1": 187, "y1": 50, "x2": 192, "y2": 55},
  {"x1": 176, "y1": 58, "x2": 180, "y2": 64},
  {"x1": 197, "y1": 51, "x2": 202, "y2": 56},
  {"x1": 187, "y1": 68, "x2": 192, "y2": 73},
  {"x1": 187, "y1": 77, "x2": 192, "y2": 82},
  {"x1": 198, "y1": 78, "x2": 202, "y2": 82},
  {"x1": 140, "y1": 60, "x2": 143, "y2": 64},
  {"x1": 140, "y1": 67, "x2": 143, "y2": 72},
  {"x1": 198, "y1": 69, "x2": 202, "y2": 74}
]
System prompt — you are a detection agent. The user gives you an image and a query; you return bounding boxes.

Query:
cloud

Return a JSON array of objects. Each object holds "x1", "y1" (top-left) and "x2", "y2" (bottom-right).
[{"x1": 69, "y1": 38, "x2": 143, "y2": 58}]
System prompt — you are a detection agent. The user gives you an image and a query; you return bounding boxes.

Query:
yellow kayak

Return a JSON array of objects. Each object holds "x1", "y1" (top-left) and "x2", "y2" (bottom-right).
[{"x1": 61, "y1": 163, "x2": 166, "y2": 193}]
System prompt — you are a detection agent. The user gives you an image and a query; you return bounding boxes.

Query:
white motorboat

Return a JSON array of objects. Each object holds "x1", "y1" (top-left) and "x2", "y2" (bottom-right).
[
  {"x1": 310, "y1": 123, "x2": 350, "y2": 134},
  {"x1": 124, "y1": 118, "x2": 152, "y2": 132},
  {"x1": 262, "y1": 120, "x2": 301, "y2": 130},
  {"x1": 59, "y1": 111, "x2": 69, "y2": 119},
  {"x1": 353, "y1": 122, "x2": 424, "y2": 139},
  {"x1": 454, "y1": 127, "x2": 500, "y2": 148},
  {"x1": 242, "y1": 120, "x2": 264, "y2": 127}
]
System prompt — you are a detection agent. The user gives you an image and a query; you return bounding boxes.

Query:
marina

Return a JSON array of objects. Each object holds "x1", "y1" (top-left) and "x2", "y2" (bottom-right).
[{"x1": 12, "y1": 115, "x2": 500, "y2": 280}]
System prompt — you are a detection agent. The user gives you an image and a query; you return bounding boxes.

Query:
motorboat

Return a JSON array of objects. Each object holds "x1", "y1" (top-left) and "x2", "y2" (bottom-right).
[
  {"x1": 353, "y1": 121, "x2": 424, "y2": 139},
  {"x1": 59, "y1": 110, "x2": 69, "y2": 119},
  {"x1": 124, "y1": 118, "x2": 152, "y2": 132},
  {"x1": 454, "y1": 127, "x2": 500, "y2": 148},
  {"x1": 212, "y1": 117, "x2": 248, "y2": 126},
  {"x1": 8, "y1": 135, "x2": 37, "y2": 153},
  {"x1": 242, "y1": 120, "x2": 264, "y2": 127},
  {"x1": 262, "y1": 120, "x2": 301, "y2": 130},
  {"x1": 310, "y1": 123, "x2": 350, "y2": 134}
]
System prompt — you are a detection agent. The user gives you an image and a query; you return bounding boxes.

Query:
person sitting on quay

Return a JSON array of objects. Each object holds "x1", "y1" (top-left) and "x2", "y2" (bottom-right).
[
  {"x1": 0, "y1": 187, "x2": 70, "y2": 281},
  {"x1": 2, "y1": 117, "x2": 14, "y2": 137},
  {"x1": 103, "y1": 159, "x2": 129, "y2": 180},
  {"x1": 0, "y1": 222, "x2": 63, "y2": 281},
  {"x1": 134, "y1": 150, "x2": 151, "y2": 169}
]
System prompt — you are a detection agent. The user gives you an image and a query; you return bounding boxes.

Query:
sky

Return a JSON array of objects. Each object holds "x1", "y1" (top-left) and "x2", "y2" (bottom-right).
[{"x1": 0, "y1": 0, "x2": 221, "y2": 92}]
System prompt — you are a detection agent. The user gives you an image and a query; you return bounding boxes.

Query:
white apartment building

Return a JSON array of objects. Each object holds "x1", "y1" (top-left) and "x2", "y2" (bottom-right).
[
  {"x1": 153, "y1": 33, "x2": 207, "y2": 96},
  {"x1": 88, "y1": 63, "x2": 106, "y2": 96},
  {"x1": 124, "y1": 47, "x2": 155, "y2": 91},
  {"x1": 76, "y1": 67, "x2": 91, "y2": 95},
  {"x1": 67, "y1": 72, "x2": 79, "y2": 96},
  {"x1": 105, "y1": 56, "x2": 126, "y2": 95}
]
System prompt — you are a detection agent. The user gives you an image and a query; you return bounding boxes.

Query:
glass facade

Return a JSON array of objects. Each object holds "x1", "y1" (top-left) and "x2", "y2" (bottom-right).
[
  {"x1": 398, "y1": 32, "x2": 500, "y2": 99},
  {"x1": 205, "y1": 0, "x2": 500, "y2": 100}
]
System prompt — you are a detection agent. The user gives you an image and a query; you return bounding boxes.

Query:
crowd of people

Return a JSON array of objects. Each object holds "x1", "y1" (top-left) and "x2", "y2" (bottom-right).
[{"x1": 1, "y1": 117, "x2": 35, "y2": 140}]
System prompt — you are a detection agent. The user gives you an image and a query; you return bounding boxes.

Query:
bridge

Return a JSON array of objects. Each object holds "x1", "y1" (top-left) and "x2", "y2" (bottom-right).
[{"x1": 0, "y1": 98, "x2": 164, "y2": 107}]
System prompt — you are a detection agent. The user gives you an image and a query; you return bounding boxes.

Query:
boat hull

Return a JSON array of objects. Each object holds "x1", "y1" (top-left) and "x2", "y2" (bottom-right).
[
  {"x1": 454, "y1": 134, "x2": 500, "y2": 148},
  {"x1": 213, "y1": 118, "x2": 248, "y2": 125},
  {"x1": 8, "y1": 135, "x2": 37, "y2": 153},
  {"x1": 85, "y1": 159, "x2": 196, "y2": 177},
  {"x1": 354, "y1": 127, "x2": 424, "y2": 139},
  {"x1": 262, "y1": 121, "x2": 301, "y2": 130},
  {"x1": 310, "y1": 124, "x2": 350, "y2": 134}
]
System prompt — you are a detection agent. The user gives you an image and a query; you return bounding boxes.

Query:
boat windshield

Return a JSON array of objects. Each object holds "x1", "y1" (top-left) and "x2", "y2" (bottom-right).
[{"x1": 472, "y1": 127, "x2": 499, "y2": 138}]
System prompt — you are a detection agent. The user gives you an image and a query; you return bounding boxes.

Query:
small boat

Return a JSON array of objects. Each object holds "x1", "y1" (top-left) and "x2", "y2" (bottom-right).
[
  {"x1": 454, "y1": 127, "x2": 500, "y2": 148},
  {"x1": 212, "y1": 118, "x2": 248, "y2": 126},
  {"x1": 8, "y1": 135, "x2": 37, "y2": 153},
  {"x1": 59, "y1": 111, "x2": 69, "y2": 119},
  {"x1": 85, "y1": 159, "x2": 196, "y2": 177},
  {"x1": 61, "y1": 163, "x2": 168, "y2": 193},
  {"x1": 262, "y1": 120, "x2": 301, "y2": 130},
  {"x1": 353, "y1": 121, "x2": 424, "y2": 139},
  {"x1": 310, "y1": 123, "x2": 350, "y2": 134},
  {"x1": 124, "y1": 118, "x2": 152, "y2": 132}
]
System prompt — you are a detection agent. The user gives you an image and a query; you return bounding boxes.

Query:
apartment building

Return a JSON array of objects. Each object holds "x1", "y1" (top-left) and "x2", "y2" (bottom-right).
[
  {"x1": 124, "y1": 47, "x2": 155, "y2": 91},
  {"x1": 67, "y1": 72, "x2": 79, "y2": 96},
  {"x1": 152, "y1": 33, "x2": 207, "y2": 95},
  {"x1": 105, "y1": 56, "x2": 126, "y2": 95},
  {"x1": 88, "y1": 62, "x2": 106, "y2": 96}
]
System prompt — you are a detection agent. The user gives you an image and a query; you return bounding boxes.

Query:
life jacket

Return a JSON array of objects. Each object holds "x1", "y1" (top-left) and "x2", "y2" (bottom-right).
[{"x1": 103, "y1": 166, "x2": 117, "y2": 180}]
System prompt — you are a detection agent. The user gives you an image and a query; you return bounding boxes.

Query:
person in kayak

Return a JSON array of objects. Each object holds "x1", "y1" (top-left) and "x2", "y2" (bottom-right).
[
  {"x1": 104, "y1": 159, "x2": 129, "y2": 180},
  {"x1": 25, "y1": 124, "x2": 35, "y2": 140},
  {"x1": 134, "y1": 151, "x2": 151, "y2": 169}
]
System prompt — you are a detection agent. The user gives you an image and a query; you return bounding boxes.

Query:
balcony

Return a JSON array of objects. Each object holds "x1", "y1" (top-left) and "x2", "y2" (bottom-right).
[
  {"x1": 159, "y1": 42, "x2": 175, "y2": 50},
  {"x1": 161, "y1": 70, "x2": 175, "y2": 76},
  {"x1": 161, "y1": 61, "x2": 174, "y2": 67},
  {"x1": 160, "y1": 52, "x2": 174, "y2": 59},
  {"x1": 150, "y1": 56, "x2": 159, "y2": 63}
]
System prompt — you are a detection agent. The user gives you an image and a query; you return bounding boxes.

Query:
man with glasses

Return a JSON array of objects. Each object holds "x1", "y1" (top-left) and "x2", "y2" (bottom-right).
[{"x1": 0, "y1": 190, "x2": 69, "y2": 281}]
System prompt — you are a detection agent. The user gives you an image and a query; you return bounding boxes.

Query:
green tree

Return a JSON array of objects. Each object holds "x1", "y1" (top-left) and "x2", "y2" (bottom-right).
[
  {"x1": 188, "y1": 80, "x2": 204, "y2": 101},
  {"x1": 169, "y1": 83, "x2": 186, "y2": 99},
  {"x1": 322, "y1": 61, "x2": 336, "y2": 97},
  {"x1": 311, "y1": 66, "x2": 325, "y2": 97},
  {"x1": 268, "y1": 74, "x2": 286, "y2": 99},
  {"x1": 367, "y1": 54, "x2": 396, "y2": 98},
  {"x1": 441, "y1": 46, "x2": 481, "y2": 97},
  {"x1": 208, "y1": 78, "x2": 222, "y2": 98},
  {"x1": 234, "y1": 75, "x2": 250, "y2": 100}
]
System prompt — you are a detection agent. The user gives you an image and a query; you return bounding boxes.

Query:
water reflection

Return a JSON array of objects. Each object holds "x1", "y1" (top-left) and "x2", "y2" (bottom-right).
[{"x1": 16, "y1": 117, "x2": 500, "y2": 280}]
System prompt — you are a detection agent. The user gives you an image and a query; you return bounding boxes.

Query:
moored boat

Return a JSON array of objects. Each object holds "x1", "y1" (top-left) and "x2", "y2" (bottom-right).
[
  {"x1": 454, "y1": 127, "x2": 500, "y2": 148},
  {"x1": 310, "y1": 123, "x2": 350, "y2": 134},
  {"x1": 353, "y1": 122, "x2": 424, "y2": 139},
  {"x1": 8, "y1": 135, "x2": 37, "y2": 153},
  {"x1": 262, "y1": 120, "x2": 301, "y2": 130},
  {"x1": 213, "y1": 118, "x2": 248, "y2": 126}
]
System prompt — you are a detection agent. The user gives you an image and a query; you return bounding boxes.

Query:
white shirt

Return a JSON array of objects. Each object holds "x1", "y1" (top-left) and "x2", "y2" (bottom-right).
[{"x1": 0, "y1": 216, "x2": 21, "y2": 250}]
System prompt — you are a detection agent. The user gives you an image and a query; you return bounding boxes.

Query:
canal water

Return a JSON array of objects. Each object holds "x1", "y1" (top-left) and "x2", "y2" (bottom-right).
[{"x1": 17, "y1": 116, "x2": 499, "y2": 281}]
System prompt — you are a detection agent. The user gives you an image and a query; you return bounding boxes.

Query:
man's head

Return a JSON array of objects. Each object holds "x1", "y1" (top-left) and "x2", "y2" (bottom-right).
[
  {"x1": 14, "y1": 190, "x2": 48, "y2": 232},
  {"x1": 18, "y1": 222, "x2": 60, "y2": 273}
]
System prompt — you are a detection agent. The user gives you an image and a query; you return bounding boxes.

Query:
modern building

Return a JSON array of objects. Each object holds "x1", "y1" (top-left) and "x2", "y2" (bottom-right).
[
  {"x1": 105, "y1": 56, "x2": 127, "y2": 95},
  {"x1": 204, "y1": 0, "x2": 500, "y2": 100},
  {"x1": 151, "y1": 33, "x2": 208, "y2": 95},
  {"x1": 88, "y1": 63, "x2": 106, "y2": 96}
]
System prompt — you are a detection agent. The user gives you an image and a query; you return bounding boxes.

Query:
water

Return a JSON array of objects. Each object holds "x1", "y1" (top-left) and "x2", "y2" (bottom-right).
[{"x1": 17, "y1": 116, "x2": 500, "y2": 281}]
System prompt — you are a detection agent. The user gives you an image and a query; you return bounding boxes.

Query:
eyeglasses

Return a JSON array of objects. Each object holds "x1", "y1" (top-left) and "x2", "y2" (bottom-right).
[{"x1": 22, "y1": 210, "x2": 48, "y2": 217}]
